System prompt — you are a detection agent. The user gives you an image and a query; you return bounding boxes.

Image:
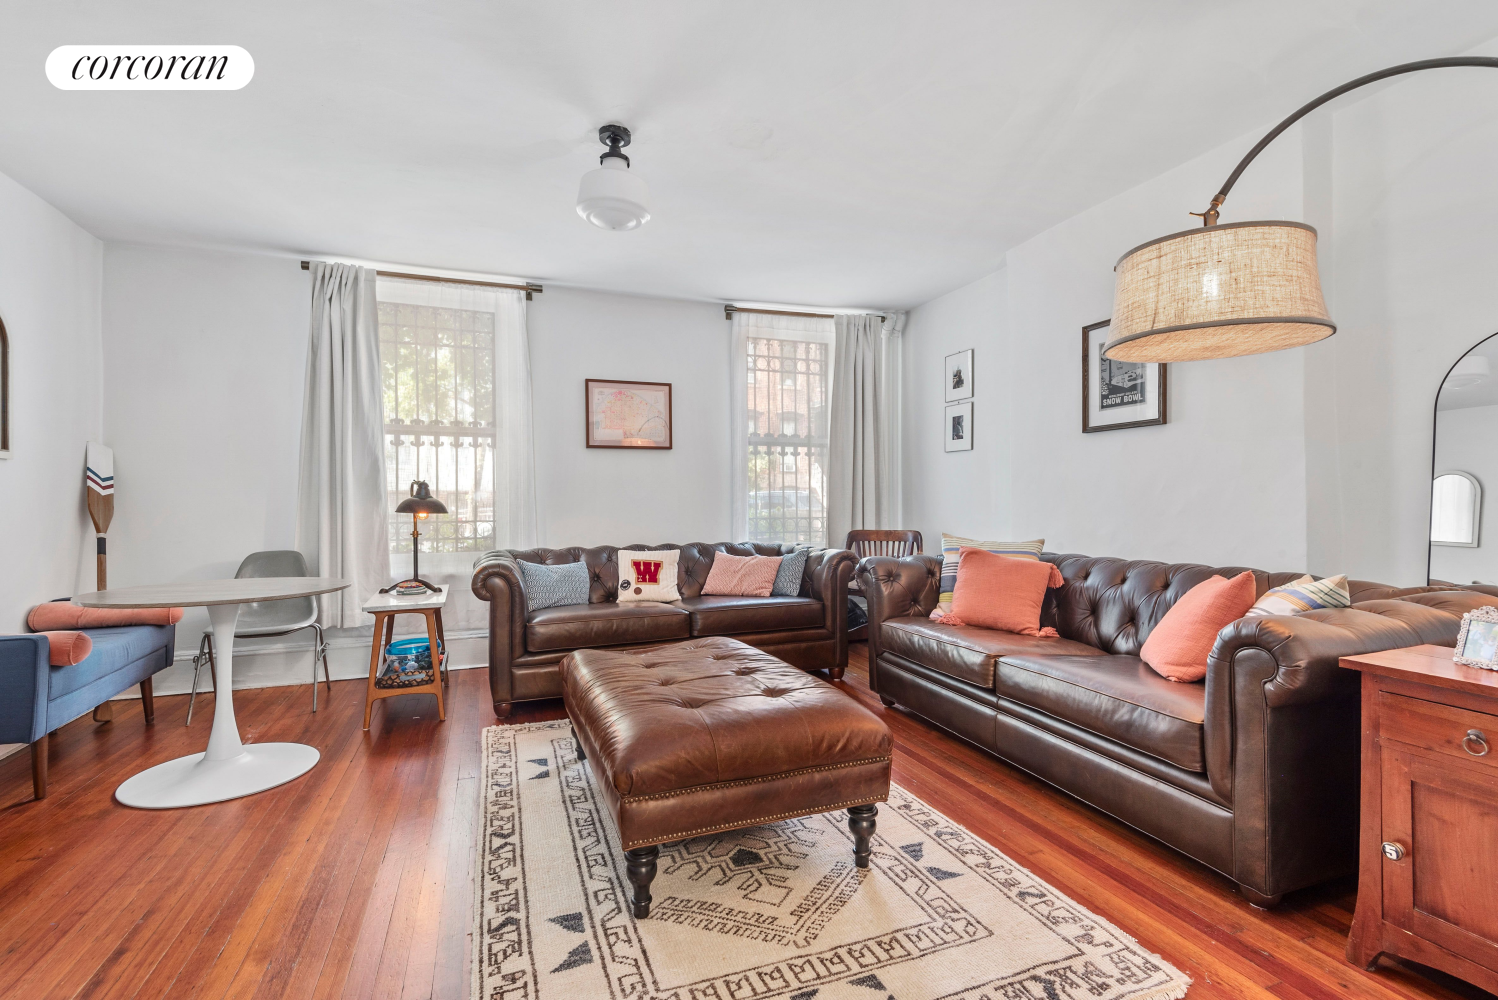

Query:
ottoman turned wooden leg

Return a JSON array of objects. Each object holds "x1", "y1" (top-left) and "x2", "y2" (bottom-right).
[
  {"x1": 625, "y1": 845, "x2": 659, "y2": 918},
  {"x1": 848, "y1": 804, "x2": 878, "y2": 868}
]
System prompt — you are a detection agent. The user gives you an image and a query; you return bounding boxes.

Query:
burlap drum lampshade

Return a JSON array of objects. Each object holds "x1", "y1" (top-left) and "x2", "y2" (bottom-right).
[{"x1": 1103, "y1": 220, "x2": 1335, "y2": 363}]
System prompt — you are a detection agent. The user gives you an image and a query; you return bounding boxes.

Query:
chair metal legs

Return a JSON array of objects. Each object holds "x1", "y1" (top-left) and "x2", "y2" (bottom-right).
[
  {"x1": 186, "y1": 632, "x2": 217, "y2": 726},
  {"x1": 188, "y1": 625, "x2": 330, "y2": 724},
  {"x1": 311, "y1": 623, "x2": 332, "y2": 712}
]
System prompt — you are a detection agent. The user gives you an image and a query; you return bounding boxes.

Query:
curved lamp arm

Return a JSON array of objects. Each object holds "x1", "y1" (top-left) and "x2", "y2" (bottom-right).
[{"x1": 1196, "y1": 56, "x2": 1498, "y2": 225}]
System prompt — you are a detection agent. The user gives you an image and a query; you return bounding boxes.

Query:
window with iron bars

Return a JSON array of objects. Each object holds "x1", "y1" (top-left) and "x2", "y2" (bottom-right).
[
  {"x1": 378, "y1": 298, "x2": 496, "y2": 554},
  {"x1": 746, "y1": 336, "x2": 828, "y2": 544}
]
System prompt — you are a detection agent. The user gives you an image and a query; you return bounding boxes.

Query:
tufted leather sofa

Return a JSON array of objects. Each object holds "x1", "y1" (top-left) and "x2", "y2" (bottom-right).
[
  {"x1": 858, "y1": 550, "x2": 1495, "y2": 907},
  {"x1": 473, "y1": 542, "x2": 857, "y2": 717}
]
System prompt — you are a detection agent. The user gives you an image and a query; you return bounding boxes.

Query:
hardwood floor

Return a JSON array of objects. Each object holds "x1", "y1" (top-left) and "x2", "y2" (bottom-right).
[{"x1": 0, "y1": 644, "x2": 1492, "y2": 1000}]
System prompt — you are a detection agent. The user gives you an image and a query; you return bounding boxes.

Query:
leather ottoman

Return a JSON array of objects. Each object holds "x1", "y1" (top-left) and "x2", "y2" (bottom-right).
[{"x1": 561, "y1": 636, "x2": 892, "y2": 918}]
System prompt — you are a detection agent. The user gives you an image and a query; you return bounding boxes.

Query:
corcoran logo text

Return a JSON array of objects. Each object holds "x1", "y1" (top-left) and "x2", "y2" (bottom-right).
[{"x1": 46, "y1": 46, "x2": 254, "y2": 90}]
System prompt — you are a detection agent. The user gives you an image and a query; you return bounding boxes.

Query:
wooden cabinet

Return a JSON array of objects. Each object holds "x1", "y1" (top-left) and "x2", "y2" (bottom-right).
[{"x1": 1341, "y1": 644, "x2": 1498, "y2": 994}]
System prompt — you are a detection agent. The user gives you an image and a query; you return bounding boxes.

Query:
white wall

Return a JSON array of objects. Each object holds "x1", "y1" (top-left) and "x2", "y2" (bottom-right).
[
  {"x1": 0, "y1": 169, "x2": 102, "y2": 629},
  {"x1": 1309, "y1": 42, "x2": 1498, "y2": 586},
  {"x1": 99, "y1": 246, "x2": 736, "y2": 692},
  {"x1": 1430, "y1": 403, "x2": 1498, "y2": 585},
  {"x1": 528, "y1": 288, "x2": 731, "y2": 546},
  {"x1": 903, "y1": 125, "x2": 1311, "y2": 571}
]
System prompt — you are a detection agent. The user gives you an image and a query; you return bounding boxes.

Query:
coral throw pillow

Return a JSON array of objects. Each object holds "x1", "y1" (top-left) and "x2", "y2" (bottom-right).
[
  {"x1": 1140, "y1": 571, "x2": 1257, "y2": 683},
  {"x1": 28, "y1": 604, "x2": 184, "y2": 630},
  {"x1": 948, "y1": 547, "x2": 1065, "y2": 636},
  {"x1": 40, "y1": 631, "x2": 93, "y2": 666},
  {"x1": 615, "y1": 549, "x2": 682, "y2": 603},
  {"x1": 702, "y1": 552, "x2": 783, "y2": 597}
]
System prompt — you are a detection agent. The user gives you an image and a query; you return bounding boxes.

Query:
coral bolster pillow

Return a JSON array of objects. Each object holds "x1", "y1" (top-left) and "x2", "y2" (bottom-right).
[
  {"x1": 702, "y1": 553, "x2": 783, "y2": 597},
  {"x1": 41, "y1": 631, "x2": 92, "y2": 666},
  {"x1": 949, "y1": 547, "x2": 1065, "y2": 636},
  {"x1": 28, "y1": 604, "x2": 184, "y2": 630},
  {"x1": 1140, "y1": 571, "x2": 1257, "y2": 682}
]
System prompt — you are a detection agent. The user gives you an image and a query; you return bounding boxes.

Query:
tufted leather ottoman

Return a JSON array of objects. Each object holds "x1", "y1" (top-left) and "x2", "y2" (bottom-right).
[{"x1": 561, "y1": 635, "x2": 892, "y2": 918}]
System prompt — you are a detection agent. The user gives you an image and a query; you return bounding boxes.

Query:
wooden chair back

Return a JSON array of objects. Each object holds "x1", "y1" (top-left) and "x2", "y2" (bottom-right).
[{"x1": 844, "y1": 530, "x2": 923, "y2": 559}]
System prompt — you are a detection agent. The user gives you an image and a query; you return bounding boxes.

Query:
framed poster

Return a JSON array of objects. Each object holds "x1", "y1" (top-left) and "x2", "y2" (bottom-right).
[
  {"x1": 585, "y1": 379, "x2": 673, "y2": 449},
  {"x1": 944, "y1": 401, "x2": 973, "y2": 452},
  {"x1": 1082, "y1": 319, "x2": 1166, "y2": 433},
  {"x1": 945, "y1": 349, "x2": 973, "y2": 402}
]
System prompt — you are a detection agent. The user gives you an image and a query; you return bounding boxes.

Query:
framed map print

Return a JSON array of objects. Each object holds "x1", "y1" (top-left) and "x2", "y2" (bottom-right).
[
  {"x1": 1082, "y1": 319, "x2": 1166, "y2": 433},
  {"x1": 585, "y1": 379, "x2": 673, "y2": 449}
]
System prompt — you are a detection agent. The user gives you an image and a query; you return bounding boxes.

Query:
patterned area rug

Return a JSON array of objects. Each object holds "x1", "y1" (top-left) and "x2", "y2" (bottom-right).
[{"x1": 474, "y1": 721, "x2": 1190, "y2": 1000}]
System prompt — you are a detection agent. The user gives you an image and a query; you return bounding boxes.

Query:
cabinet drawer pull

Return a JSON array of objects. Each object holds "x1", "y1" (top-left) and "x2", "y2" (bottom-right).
[
  {"x1": 1463, "y1": 729, "x2": 1490, "y2": 757},
  {"x1": 1381, "y1": 842, "x2": 1406, "y2": 861}
]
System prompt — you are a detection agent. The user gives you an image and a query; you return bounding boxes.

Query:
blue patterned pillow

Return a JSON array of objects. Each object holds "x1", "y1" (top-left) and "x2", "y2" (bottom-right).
[
  {"x1": 519, "y1": 560, "x2": 590, "y2": 612},
  {"x1": 772, "y1": 547, "x2": 811, "y2": 596}
]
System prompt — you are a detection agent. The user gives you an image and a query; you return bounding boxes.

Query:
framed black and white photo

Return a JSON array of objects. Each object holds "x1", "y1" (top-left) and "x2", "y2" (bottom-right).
[
  {"x1": 1454, "y1": 605, "x2": 1498, "y2": 670},
  {"x1": 1082, "y1": 319, "x2": 1166, "y2": 433},
  {"x1": 944, "y1": 401, "x2": 973, "y2": 452},
  {"x1": 945, "y1": 349, "x2": 973, "y2": 402}
]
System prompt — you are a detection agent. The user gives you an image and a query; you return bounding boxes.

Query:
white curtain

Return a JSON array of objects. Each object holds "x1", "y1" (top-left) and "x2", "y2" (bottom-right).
[
  {"x1": 827, "y1": 313, "x2": 887, "y2": 547},
  {"x1": 729, "y1": 310, "x2": 835, "y2": 541},
  {"x1": 296, "y1": 263, "x2": 390, "y2": 627},
  {"x1": 375, "y1": 277, "x2": 538, "y2": 631},
  {"x1": 881, "y1": 312, "x2": 906, "y2": 529}
]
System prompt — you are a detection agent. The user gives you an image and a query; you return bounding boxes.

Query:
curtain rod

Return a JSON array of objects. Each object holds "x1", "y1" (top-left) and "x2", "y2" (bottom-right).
[
  {"x1": 724, "y1": 304, "x2": 886, "y2": 322},
  {"x1": 300, "y1": 260, "x2": 543, "y2": 299}
]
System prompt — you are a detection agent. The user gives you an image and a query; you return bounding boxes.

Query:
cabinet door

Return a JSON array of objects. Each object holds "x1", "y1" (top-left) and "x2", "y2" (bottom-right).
[{"x1": 1381, "y1": 747, "x2": 1498, "y2": 967}]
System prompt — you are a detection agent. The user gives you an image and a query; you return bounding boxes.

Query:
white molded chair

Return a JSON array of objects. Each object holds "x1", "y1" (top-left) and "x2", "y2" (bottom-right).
[{"x1": 187, "y1": 550, "x2": 332, "y2": 724}]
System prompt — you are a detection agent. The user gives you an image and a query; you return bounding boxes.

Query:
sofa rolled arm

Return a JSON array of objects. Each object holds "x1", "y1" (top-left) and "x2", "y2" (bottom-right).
[
  {"x1": 1202, "y1": 593, "x2": 1483, "y2": 898},
  {"x1": 472, "y1": 550, "x2": 528, "y2": 714},
  {"x1": 0, "y1": 635, "x2": 49, "y2": 746},
  {"x1": 857, "y1": 554, "x2": 941, "y2": 688}
]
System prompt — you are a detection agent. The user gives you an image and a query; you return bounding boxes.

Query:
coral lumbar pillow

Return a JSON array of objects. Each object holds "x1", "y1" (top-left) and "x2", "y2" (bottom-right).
[
  {"x1": 1244, "y1": 574, "x2": 1351, "y2": 617},
  {"x1": 615, "y1": 549, "x2": 682, "y2": 602},
  {"x1": 40, "y1": 631, "x2": 93, "y2": 666},
  {"x1": 937, "y1": 534, "x2": 1044, "y2": 613},
  {"x1": 28, "y1": 603, "x2": 184, "y2": 630},
  {"x1": 702, "y1": 552, "x2": 783, "y2": 597},
  {"x1": 1140, "y1": 571, "x2": 1257, "y2": 682},
  {"x1": 947, "y1": 547, "x2": 1065, "y2": 636}
]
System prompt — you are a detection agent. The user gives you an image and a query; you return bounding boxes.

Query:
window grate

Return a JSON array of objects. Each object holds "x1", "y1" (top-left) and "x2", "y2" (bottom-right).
[
  {"x1": 378, "y1": 299, "x2": 496, "y2": 553},
  {"x1": 745, "y1": 336, "x2": 828, "y2": 545}
]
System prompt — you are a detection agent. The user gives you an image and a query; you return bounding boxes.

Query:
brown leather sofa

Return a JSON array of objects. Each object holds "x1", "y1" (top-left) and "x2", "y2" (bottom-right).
[
  {"x1": 858, "y1": 551, "x2": 1493, "y2": 906},
  {"x1": 473, "y1": 542, "x2": 856, "y2": 717}
]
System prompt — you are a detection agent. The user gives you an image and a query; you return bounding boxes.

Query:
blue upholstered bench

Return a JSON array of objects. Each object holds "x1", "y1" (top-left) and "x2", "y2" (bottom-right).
[{"x1": 0, "y1": 623, "x2": 176, "y2": 800}]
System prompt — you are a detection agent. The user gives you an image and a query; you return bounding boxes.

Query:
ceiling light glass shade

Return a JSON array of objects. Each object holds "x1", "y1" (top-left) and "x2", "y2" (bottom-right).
[
  {"x1": 576, "y1": 157, "x2": 651, "y2": 231},
  {"x1": 1104, "y1": 221, "x2": 1335, "y2": 363},
  {"x1": 1445, "y1": 354, "x2": 1491, "y2": 388}
]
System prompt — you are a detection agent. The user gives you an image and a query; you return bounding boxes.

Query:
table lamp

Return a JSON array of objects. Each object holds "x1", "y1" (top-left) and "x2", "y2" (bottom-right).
[{"x1": 382, "y1": 480, "x2": 448, "y2": 594}]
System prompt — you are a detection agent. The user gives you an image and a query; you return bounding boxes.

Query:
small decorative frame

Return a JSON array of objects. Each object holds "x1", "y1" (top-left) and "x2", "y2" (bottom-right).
[
  {"x1": 944, "y1": 401, "x2": 973, "y2": 452},
  {"x1": 585, "y1": 379, "x2": 673, "y2": 449},
  {"x1": 1082, "y1": 319, "x2": 1167, "y2": 433},
  {"x1": 945, "y1": 349, "x2": 973, "y2": 402},
  {"x1": 1453, "y1": 605, "x2": 1498, "y2": 670}
]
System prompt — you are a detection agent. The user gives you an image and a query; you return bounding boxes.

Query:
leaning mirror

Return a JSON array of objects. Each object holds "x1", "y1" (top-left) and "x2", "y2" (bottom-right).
[{"x1": 1430, "y1": 332, "x2": 1498, "y2": 585}]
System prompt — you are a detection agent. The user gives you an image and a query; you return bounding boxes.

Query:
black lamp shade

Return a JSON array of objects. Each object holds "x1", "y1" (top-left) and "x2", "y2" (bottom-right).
[{"x1": 395, "y1": 480, "x2": 448, "y2": 516}]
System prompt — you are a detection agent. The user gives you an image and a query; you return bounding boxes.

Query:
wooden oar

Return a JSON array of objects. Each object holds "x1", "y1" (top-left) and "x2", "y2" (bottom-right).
[{"x1": 85, "y1": 442, "x2": 114, "y2": 591}]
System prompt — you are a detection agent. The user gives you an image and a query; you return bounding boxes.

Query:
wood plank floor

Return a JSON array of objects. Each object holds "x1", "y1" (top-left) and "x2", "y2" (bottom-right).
[{"x1": 0, "y1": 645, "x2": 1493, "y2": 1000}]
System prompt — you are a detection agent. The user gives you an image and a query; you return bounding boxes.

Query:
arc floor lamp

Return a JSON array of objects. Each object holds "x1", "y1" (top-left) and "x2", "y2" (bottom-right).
[{"x1": 1105, "y1": 56, "x2": 1498, "y2": 364}]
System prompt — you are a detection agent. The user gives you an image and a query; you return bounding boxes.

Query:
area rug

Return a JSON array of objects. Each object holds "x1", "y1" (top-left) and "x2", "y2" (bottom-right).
[{"x1": 473, "y1": 721, "x2": 1190, "y2": 1000}]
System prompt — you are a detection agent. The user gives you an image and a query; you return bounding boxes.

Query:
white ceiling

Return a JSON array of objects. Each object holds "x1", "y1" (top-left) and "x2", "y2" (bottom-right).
[{"x1": 4, "y1": 2, "x2": 1498, "y2": 308}]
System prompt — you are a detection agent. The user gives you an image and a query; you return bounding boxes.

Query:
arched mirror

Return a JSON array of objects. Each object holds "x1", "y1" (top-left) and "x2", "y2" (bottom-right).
[{"x1": 1430, "y1": 332, "x2": 1498, "y2": 585}]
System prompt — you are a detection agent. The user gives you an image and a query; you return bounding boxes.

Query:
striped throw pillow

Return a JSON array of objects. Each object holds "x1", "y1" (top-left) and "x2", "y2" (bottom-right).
[
  {"x1": 937, "y1": 534, "x2": 1045, "y2": 613},
  {"x1": 1244, "y1": 574, "x2": 1351, "y2": 617}
]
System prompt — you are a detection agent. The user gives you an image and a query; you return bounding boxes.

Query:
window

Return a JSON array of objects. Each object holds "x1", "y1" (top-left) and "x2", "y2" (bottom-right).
[
  {"x1": 378, "y1": 281, "x2": 496, "y2": 556},
  {"x1": 740, "y1": 323, "x2": 832, "y2": 544},
  {"x1": 1432, "y1": 471, "x2": 1482, "y2": 547}
]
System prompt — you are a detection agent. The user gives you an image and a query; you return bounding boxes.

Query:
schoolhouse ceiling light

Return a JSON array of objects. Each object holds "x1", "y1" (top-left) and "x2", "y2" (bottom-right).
[{"x1": 576, "y1": 124, "x2": 651, "y2": 231}]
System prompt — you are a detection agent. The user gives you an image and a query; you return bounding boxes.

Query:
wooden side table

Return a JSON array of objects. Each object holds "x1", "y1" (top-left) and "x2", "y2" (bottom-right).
[
  {"x1": 1339, "y1": 643, "x2": 1498, "y2": 994},
  {"x1": 362, "y1": 589, "x2": 449, "y2": 731}
]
